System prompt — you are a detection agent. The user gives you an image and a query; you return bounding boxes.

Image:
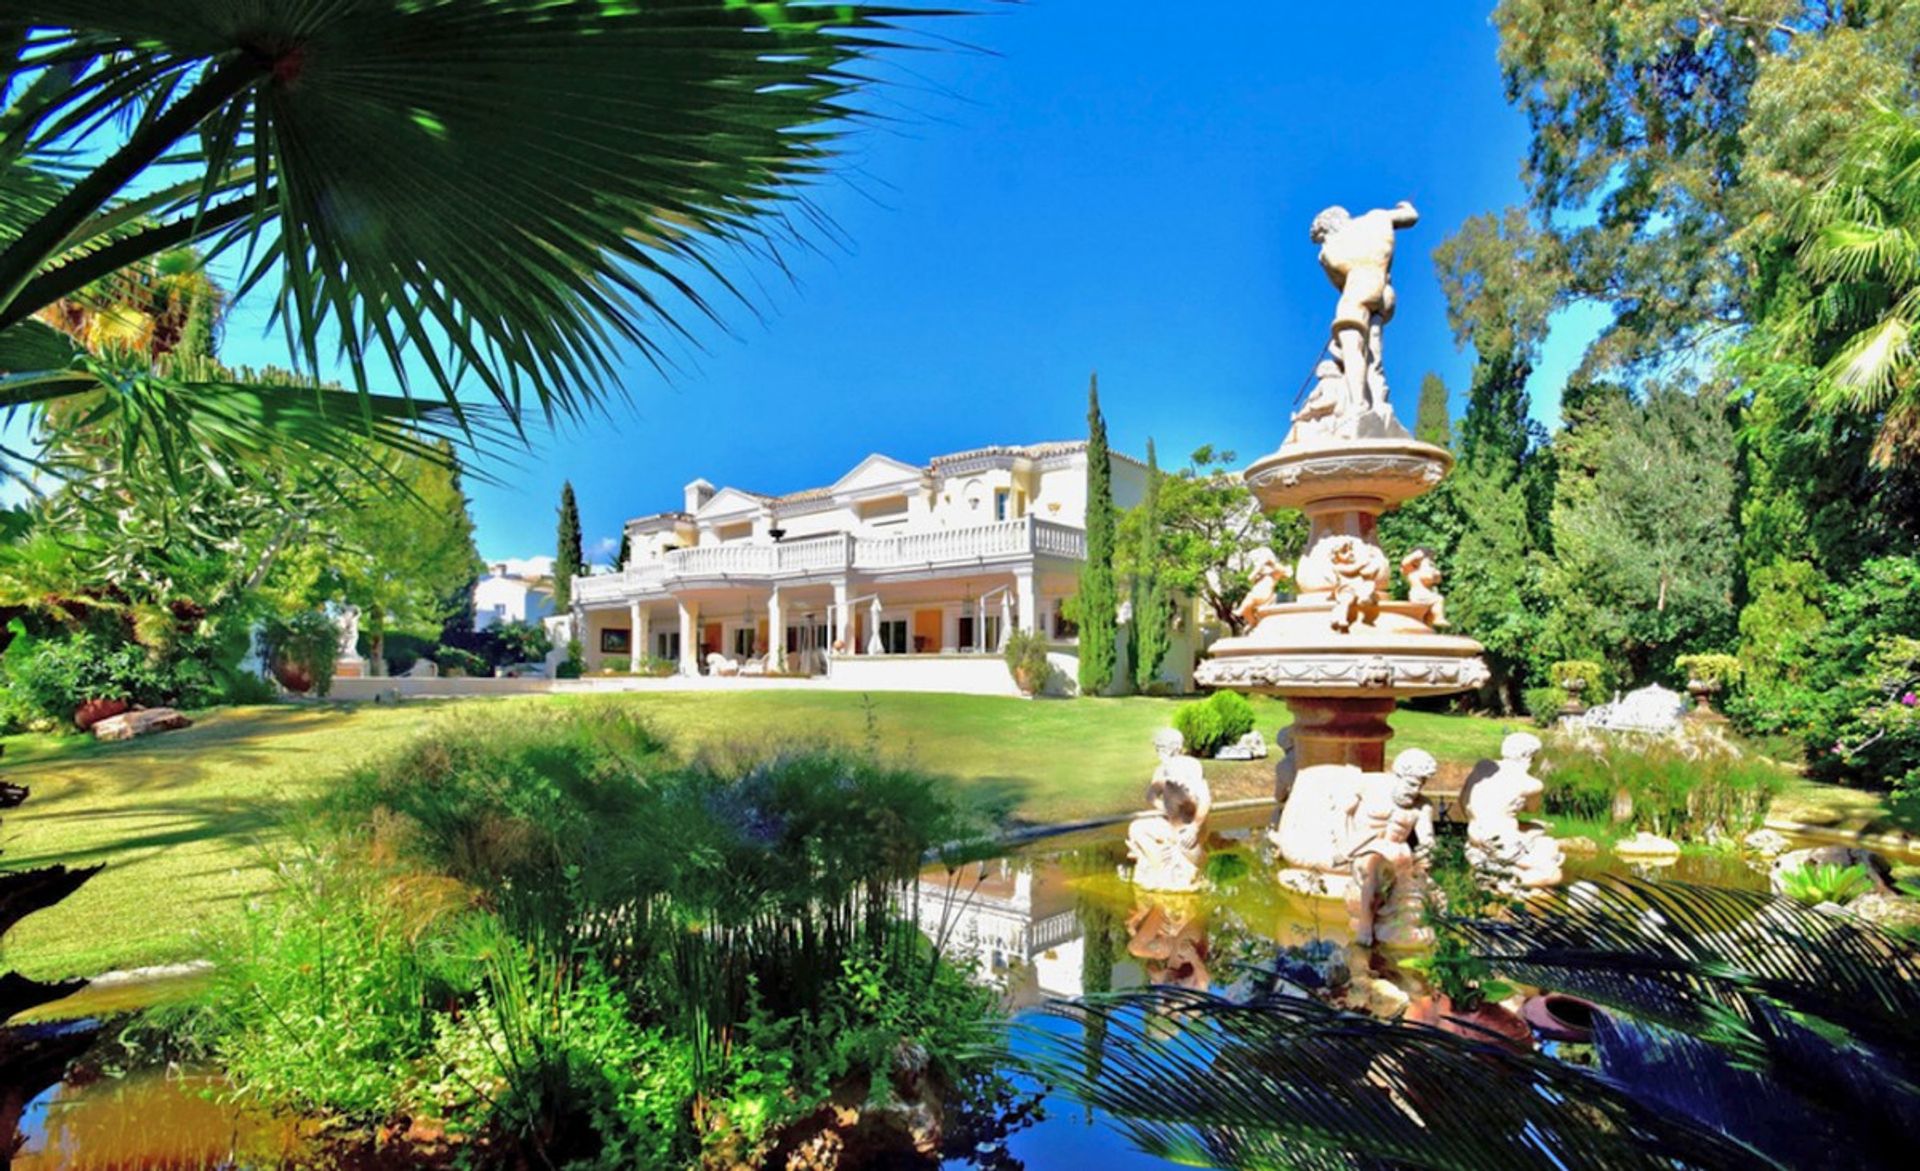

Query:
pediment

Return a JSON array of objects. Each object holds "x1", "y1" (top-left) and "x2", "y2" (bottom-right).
[
  {"x1": 830, "y1": 453, "x2": 924, "y2": 496},
  {"x1": 695, "y1": 487, "x2": 768, "y2": 519}
]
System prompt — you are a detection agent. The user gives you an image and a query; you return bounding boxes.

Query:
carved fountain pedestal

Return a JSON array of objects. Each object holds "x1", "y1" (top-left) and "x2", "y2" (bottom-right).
[{"x1": 1196, "y1": 424, "x2": 1489, "y2": 900}]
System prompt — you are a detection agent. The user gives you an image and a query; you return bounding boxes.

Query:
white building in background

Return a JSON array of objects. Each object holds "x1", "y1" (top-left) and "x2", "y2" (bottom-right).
[
  {"x1": 565, "y1": 440, "x2": 1203, "y2": 695},
  {"x1": 473, "y1": 556, "x2": 556, "y2": 631}
]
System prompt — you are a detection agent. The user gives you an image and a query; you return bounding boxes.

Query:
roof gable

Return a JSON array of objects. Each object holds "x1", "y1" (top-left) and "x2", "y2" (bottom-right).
[
  {"x1": 830, "y1": 453, "x2": 924, "y2": 497},
  {"x1": 695, "y1": 487, "x2": 768, "y2": 519}
]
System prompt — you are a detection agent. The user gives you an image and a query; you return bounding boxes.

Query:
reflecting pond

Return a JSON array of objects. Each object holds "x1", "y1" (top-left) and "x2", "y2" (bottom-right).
[{"x1": 12, "y1": 808, "x2": 1789, "y2": 1170}]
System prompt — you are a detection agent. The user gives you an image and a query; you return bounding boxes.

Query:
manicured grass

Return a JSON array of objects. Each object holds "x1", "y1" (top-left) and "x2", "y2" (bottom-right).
[{"x1": 1, "y1": 691, "x2": 1519, "y2": 979}]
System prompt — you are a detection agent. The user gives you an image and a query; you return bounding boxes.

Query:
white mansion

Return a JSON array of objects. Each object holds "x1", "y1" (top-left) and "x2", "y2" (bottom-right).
[{"x1": 565, "y1": 441, "x2": 1200, "y2": 695}]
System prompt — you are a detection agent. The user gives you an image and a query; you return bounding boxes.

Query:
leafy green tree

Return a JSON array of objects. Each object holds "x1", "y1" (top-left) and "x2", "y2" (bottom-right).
[
  {"x1": 1539, "y1": 387, "x2": 1740, "y2": 683},
  {"x1": 554, "y1": 481, "x2": 584, "y2": 611},
  {"x1": 1129, "y1": 439, "x2": 1171, "y2": 691},
  {"x1": 1413, "y1": 370, "x2": 1452, "y2": 447},
  {"x1": 1490, "y1": 0, "x2": 1920, "y2": 376},
  {"x1": 1078, "y1": 375, "x2": 1119, "y2": 695},
  {"x1": 2, "y1": 3, "x2": 958, "y2": 481},
  {"x1": 1119, "y1": 446, "x2": 1301, "y2": 637}
]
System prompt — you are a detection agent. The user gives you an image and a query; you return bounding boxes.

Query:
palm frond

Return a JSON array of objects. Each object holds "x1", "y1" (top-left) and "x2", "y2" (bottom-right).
[
  {"x1": 5, "y1": 1, "x2": 975, "y2": 429},
  {"x1": 1015, "y1": 986, "x2": 1766, "y2": 1171}
]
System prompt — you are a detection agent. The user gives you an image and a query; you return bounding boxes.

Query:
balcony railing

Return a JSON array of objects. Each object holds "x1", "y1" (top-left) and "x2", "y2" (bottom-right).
[{"x1": 576, "y1": 517, "x2": 1085, "y2": 603}]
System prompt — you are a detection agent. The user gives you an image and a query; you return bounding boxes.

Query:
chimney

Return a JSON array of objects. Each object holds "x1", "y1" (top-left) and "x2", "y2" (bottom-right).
[{"x1": 684, "y1": 478, "x2": 715, "y2": 513}]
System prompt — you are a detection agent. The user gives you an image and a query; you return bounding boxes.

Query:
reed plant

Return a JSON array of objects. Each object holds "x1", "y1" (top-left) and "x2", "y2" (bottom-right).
[{"x1": 1536, "y1": 732, "x2": 1787, "y2": 843}]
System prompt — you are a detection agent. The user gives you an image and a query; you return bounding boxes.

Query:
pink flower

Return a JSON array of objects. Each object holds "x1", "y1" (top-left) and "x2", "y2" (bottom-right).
[{"x1": 1902, "y1": 691, "x2": 1918, "y2": 708}]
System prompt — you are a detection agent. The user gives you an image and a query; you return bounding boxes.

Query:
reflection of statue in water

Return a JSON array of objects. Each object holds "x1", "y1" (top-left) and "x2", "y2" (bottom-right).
[
  {"x1": 1126, "y1": 898, "x2": 1210, "y2": 991},
  {"x1": 1464, "y1": 732, "x2": 1563, "y2": 889},
  {"x1": 1344, "y1": 749, "x2": 1437, "y2": 948},
  {"x1": 1270, "y1": 726, "x2": 1298, "y2": 824},
  {"x1": 1311, "y1": 200, "x2": 1419, "y2": 420},
  {"x1": 1234, "y1": 547, "x2": 1292, "y2": 629},
  {"x1": 1127, "y1": 729, "x2": 1212, "y2": 892}
]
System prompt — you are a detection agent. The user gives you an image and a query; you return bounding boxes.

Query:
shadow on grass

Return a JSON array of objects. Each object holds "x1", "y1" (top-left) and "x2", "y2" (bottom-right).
[{"x1": 1, "y1": 794, "x2": 299, "y2": 869}]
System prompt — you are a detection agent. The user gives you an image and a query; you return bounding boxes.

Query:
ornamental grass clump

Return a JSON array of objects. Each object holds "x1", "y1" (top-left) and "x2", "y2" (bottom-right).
[
  {"x1": 196, "y1": 702, "x2": 1006, "y2": 1168},
  {"x1": 1537, "y1": 733, "x2": 1787, "y2": 843}
]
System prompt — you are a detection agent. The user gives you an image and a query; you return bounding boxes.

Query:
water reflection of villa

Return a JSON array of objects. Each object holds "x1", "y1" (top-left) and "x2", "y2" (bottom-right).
[{"x1": 911, "y1": 856, "x2": 1090, "y2": 1007}]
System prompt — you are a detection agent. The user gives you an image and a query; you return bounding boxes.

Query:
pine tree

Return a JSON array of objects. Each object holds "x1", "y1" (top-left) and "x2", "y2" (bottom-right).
[
  {"x1": 1078, "y1": 374, "x2": 1119, "y2": 695},
  {"x1": 554, "y1": 480, "x2": 584, "y2": 609},
  {"x1": 1130, "y1": 438, "x2": 1171, "y2": 692},
  {"x1": 1413, "y1": 371, "x2": 1452, "y2": 448},
  {"x1": 613, "y1": 530, "x2": 631, "y2": 571}
]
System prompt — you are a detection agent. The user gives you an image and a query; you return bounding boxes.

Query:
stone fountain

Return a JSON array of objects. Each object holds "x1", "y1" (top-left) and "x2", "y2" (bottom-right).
[{"x1": 1195, "y1": 199, "x2": 1489, "y2": 908}]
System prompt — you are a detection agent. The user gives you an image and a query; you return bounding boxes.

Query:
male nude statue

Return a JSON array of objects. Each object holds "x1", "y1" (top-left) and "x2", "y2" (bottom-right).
[{"x1": 1310, "y1": 200, "x2": 1419, "y2": 418}]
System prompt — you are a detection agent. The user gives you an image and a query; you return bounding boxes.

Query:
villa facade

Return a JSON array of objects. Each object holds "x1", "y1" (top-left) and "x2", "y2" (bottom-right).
[{"x1": 565, "y1": 441, "x2": 1200, "y2": 695}]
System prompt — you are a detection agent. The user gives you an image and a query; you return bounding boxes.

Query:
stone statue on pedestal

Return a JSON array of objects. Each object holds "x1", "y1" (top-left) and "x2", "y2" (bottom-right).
[
  {"x1": 1343, "y1": 748, "x2": 1437, "y2": 948},
  {"x1": 1311, "y1": 200, "x2": 1419, "y2": 422},
  {"x1": 1127, "y1": 729, "x2": 1212, "y2": 893},
  {"x1": 1463, "y1": 732, "x2": 1564, "y2": 889},
  {"x1": 337, "y1": 605, "x2": 362, "y2": 662}
]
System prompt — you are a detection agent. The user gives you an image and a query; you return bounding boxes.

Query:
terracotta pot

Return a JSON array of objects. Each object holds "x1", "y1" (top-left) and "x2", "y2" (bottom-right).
[
  {"x1": 1522, "y1": 993, "x2": 1599, "y2": 1043},
  {"x1": 72, "y1": 697, "x2": 130, "y2": 731},
  {"x1": 272, "y1": 658, "x2": 315, "y2": 694},
  {"x1": 1436, "y1": 997, "x2": 1533, "y2": 1052}
]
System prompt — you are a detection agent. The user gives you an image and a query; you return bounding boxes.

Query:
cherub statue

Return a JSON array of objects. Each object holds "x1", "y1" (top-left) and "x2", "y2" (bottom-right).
[
  {"x1": 1400, "y1": 547, "x2": 1449, "y2": 629},
  {"x1": 1328, "y1": 537, "x2": 1390, "y2": 633},
  {"x1": 337, "y1": 604, "x2": 362, "y2": 661},
  {"x1": 1463, "y1": 732, "x2": 1563, "y2": 889},
  {"x1": 1234, "y1": 547, "x2": 1292, "y2": 630},
  {"x1": 1287, "y1": 358, "x2": 1347, "y2": 445},
  {"x1": 1311, "y1": 200, "x2": 1419, "y2": 418},
  {"x1": 1127, "y1": 728, "x2": 1213, "y2": 892},
  {"x1": 1342, "y1": 749, "x2": 1437, "y2": 948}
]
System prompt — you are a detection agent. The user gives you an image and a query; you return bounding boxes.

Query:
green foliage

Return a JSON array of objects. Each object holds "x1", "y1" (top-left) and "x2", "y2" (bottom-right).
[
  {"x1": 556, "y1": 637, "x2": 586, "y2": 680},
  {"x1": 1550, "y1": 659, "x2": 1606, "y2": 693},
  {"x1": 1675, "y1": 653, "x2": 1742, "y2": 689},
  {"x1": 1538, "y1": 735, "x2": 1787, "y2": 842},
  {"x1": 1172, "y1": 690, "x2": 1255, "y2": 756},
  {"x1": 487, "y1": 619, "x2": 553, "y2": 666},
  {"x1": 1119, "y1": 444, "x2": 1300, "y2": 637},
  {"x1": 0, "y1": 621, "x2": 186, "y2": 727},
  {"x1": 1129, "y1": 438, "x2": 1172, "y2": 691},
  {"x1": 555, "y1": 481, "x2": 584, "y2": 610},
  {"x1": 1778, "y1": 863, "x2": 1874, "y2": 908},
  {"x1": 257, "y1": 610, "x2": 343, "y2": 697},
  {"x1": 1413, "y1": 370, "x2": 1452, "y2": 447},
  {"x1": 1523, "y1": 685, "x2": 1567, "y2": 726},
  {"x1": 433, "y1": 645, "x2": 488, "y2": 678},
  {"x1": 193, "y1": 705, "x2": 1004, "y2": 1164},
  {"x1": 1078, "y1": 376, "x2": 1119, "y2": 694},
  {"x1": 1003, "y1": 628, "x2": 1052, "y2": 695},
  {"x1": 1406, "y1": 827, "x2": 1514, "y2": 1012}
]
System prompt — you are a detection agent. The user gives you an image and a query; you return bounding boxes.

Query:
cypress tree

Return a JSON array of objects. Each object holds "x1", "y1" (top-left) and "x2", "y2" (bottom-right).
[
  {"x1": 613, "y1": 530, "x2": 631, "y2": 571},
  {"x1": 555, "y1": 480, "x2": 584, "y2": 608},
  {"x1": 1078, "y1": 374, "x2": 1119, "y2": 695},
  {"x1": 1130, "y1": 438, "x2": 1170, "y2": 691},
  {"x1": 1413, "y1": 370, "x2": 1452, "y2": 448}
]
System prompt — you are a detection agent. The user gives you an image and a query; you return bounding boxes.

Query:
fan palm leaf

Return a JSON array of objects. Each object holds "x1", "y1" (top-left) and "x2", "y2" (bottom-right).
[
  {"x1": 1016, "y1": 985, "x2": 1766, "y2": 1171},
  {"x1": 2, "y1": 1, "x2": 963, "y2": 439}
]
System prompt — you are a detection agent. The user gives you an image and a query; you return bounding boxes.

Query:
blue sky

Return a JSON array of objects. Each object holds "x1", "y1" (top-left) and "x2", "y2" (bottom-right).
[{"x1": 206, "y1": 2, "x2": 1594, "y2": 563}]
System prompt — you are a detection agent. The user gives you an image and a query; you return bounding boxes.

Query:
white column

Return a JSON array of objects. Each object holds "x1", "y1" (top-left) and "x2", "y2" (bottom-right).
[
  {"x1": 678, "y1": 599, "x2": 698, "y2": 676},
  {"x1": 832, "y1": 579, "x2": 851, "y2": 655},
  {"x1": 632, "y1": 603, "x2": 649, "y2": 671},
  {"x1": 1015, "y1": 569, "x2": 1038, "y2": 635},
  {"x1": 767, "y1": 588, "x2": 785, "y2": 673}
]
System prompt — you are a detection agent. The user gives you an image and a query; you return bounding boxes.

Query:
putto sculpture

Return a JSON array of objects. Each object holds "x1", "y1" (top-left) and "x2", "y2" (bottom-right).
[
  {"x1": 1235, "y1": 547, "x2": 1292, "y2": 629},
  {"x1": 1343, "y1": 748, "x2": 1437, "y2": 948},
  {"x1": 1400, "y1": 547, "x2": 1449, "y2": 629},
  {"x1": 1326, "y1": 536, "x2": 1390, "y2": 633},
  {"x1": 1310, "y1": 199, "x2": 1420, "y2": 429},
  {"x1": 1127, "y1": 729, "x2": 1213, "y2": 892},
  {"x1": 1464, "y1": 732, "x2": 1564, "y2": 889}
]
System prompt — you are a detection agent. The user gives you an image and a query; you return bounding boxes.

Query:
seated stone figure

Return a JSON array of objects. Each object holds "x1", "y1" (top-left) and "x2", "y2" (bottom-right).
[
  {"x1": 1128, "y1": 728, "x2": 1212, "y2": 892},
  {"x1": 1463, "y1": 732, "x2": 1564, "y2": 889},
  {"x1": 1342, "y1": 749, "x2": 1437, "y2": 948}
]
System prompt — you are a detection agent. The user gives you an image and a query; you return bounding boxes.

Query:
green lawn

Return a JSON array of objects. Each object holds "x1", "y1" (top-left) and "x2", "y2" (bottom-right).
[{"x1": 0, "y1": 691, "x2": 1519, "y2": 979}]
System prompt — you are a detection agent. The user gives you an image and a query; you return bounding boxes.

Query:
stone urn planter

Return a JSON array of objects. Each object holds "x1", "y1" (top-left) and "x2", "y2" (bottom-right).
[
  {"x1": 1558, "y1": 676, "x2": 1587, "y2": 718},
  {"x1": 1685, "y1": 677, "x2": 1725, "y2": 721},
  {"x1": 271, "y1": 658, "x2": 315, "y2": 694},
  {"x1": 71, "y1": 697, "x2": 130, "y2": 732},
  {"x1": 1522, "y1": 993, "x2": 1599, "y2": 1044}
]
